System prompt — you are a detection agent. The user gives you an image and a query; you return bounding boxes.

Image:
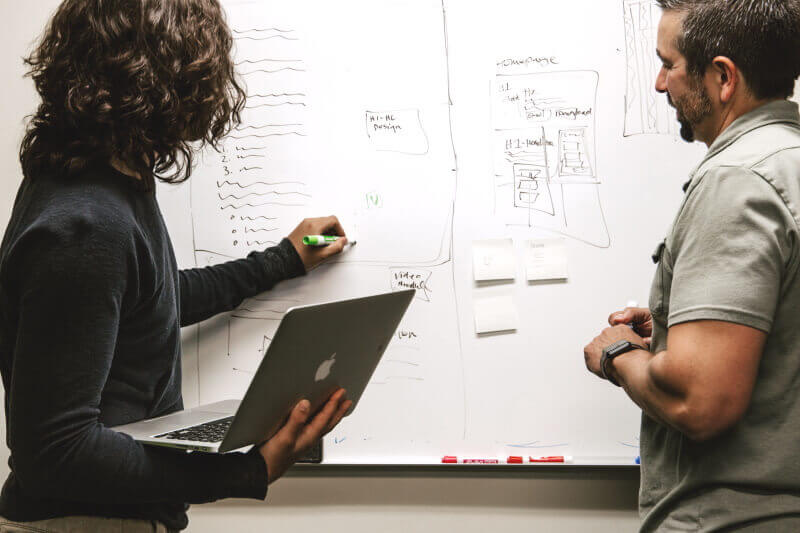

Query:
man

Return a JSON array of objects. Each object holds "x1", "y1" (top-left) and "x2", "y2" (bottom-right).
[
  {"x1": 0, "y1": 0, "x2": 351, "y2": 531},
  {"x1": 583, "y1": 0, "x2": 800, "y2": 531}
]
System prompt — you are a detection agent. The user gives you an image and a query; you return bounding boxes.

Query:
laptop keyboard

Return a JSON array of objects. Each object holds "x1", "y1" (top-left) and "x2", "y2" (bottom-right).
[{"x1": 153, "y1": 416, "x2": 234, "y2": 443}]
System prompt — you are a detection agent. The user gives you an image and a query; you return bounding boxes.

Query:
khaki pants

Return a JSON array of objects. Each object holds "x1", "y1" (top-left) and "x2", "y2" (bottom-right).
[{"x1": 0, "y1": 516, "x2": 176, "y2": 533}]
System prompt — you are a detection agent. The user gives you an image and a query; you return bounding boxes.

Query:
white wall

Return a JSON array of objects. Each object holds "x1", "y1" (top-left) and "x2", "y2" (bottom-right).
[{"x1": 0, "y1": 2, "x2": 640, "y2": 531}]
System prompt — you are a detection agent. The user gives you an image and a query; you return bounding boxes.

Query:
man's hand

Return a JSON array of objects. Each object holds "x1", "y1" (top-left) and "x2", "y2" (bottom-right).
[
  {"x1": 259, "y1": 388, "x2": 352, "y2": 484},
  {"x1": 287, "y1": 216, "x2": 348, "y2": 271},
  {"x1": 608, "y1": 306, "x2": 653, "y2": 344},
  {"x1": 584, "y1": 325, "x2": 647, "y2": 380}
]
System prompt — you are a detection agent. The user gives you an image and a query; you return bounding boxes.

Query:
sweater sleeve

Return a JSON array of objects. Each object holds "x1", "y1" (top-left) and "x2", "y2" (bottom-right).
[
  {"x1": 178, "y1": 239, "x2": 306, "y2": 327},
  {"x1": 5, "y1": 220, "x2": 268, "y2": 505}
]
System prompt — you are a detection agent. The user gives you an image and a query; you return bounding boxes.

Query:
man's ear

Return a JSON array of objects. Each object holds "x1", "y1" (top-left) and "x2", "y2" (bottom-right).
[{"x1": 711, "y1": 56, "x2": 738, "y2": 104}]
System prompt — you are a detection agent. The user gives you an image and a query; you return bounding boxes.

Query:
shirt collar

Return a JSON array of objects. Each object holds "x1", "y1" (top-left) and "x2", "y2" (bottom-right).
[{"x1": 683, "y1": 99, "x2": 800, "y2": 192}]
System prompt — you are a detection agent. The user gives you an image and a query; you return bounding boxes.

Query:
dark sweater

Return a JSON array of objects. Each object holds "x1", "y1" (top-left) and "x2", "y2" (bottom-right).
[{"x1": 0, "y1": 164, "x2": 305, "y2": 530}]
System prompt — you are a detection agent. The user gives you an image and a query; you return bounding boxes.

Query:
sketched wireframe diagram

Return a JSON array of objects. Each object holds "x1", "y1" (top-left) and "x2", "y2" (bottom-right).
[
  {"x1": 492, "y1": 70, "x2": 610, "y2": 248},
  {"x1": 623, "y1": 0, "x2": 677, "y2": 136}
]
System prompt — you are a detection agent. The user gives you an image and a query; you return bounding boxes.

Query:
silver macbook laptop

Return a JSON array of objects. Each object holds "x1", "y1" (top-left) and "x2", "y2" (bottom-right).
[{"x1": 113, "y1": 289, "x2": 415, "y2": 453}]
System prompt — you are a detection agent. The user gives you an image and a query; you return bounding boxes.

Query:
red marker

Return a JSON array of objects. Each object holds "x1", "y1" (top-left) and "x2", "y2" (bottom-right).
[
  {"x1": 529, "y1": 455, "x2": 573, "y2": 463},
  {"x1": 441, "y1": 456, "x2": 458, "y2": 464},
  {"x1": 507, "y1": 456, "x2": 524, "y2": 464},
  {"x1": 462, "y1": 458, "x2": 500, "y2": 464}
]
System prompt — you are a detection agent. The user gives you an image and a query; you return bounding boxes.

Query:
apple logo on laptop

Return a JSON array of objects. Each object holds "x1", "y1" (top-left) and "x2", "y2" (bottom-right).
[{"x1": 315, "y1": 353, "x2": 336, "y2": 382}]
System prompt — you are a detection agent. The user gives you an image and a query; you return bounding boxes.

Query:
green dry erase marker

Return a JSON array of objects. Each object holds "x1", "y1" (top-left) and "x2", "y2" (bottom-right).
[{"x1": 303, "y1": 235, "x2": 340, "y2": 246}]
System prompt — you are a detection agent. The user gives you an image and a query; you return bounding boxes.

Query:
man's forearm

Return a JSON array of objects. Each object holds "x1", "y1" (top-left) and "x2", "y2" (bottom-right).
[{"x1": 609, "y1": 349, "x2": 694, "y2": 435}]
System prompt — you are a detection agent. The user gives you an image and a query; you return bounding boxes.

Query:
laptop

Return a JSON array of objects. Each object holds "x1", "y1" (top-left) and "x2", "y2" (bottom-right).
[{"x1": 113, "y1": 289, "x2": 415, "y2": 453}]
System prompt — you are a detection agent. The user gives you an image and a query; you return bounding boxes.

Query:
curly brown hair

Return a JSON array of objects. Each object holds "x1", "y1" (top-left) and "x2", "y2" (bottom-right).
[{"x1": 20, "y1": 0, "x2": 246, "y2": 188}]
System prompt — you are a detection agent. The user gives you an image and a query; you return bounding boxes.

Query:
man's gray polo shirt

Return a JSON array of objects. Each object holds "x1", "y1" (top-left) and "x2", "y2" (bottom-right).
[{"x1": 641, "y1": 100, "x2": 800, "y2": 532}]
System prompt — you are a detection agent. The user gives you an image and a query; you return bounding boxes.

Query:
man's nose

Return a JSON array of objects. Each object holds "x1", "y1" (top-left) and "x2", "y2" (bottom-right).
[{"x1": 655, "y1": 67, "x2": 668, "y2": 93}]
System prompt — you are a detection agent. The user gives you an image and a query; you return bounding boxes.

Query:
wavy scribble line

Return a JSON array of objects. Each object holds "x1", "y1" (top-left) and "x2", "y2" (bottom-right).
[
  {"x1": 233, "y1": 145, "x2": 267, "y2": 152},
  {"x1": 221, "y1": 201, "x2": 306, "y2": 210},
  {"x1": 244, "y1": 227, "x2": 279, "y2": 233},
  {"x1": 230, "y1": 132, "x2": 306, "y2": 139},
  {"x1": 385, "y1": 360, "x2": 421, "y2": 367},
  {"x1": 248, "y1": 93, "x2": 306, "y2": 98},
  {"x1": 218, "y1": 191, "x2": 311, "y2": 200},
  {"x1": 240, "y1": 215, "x2": 278, "y2": 221},
  {"x1": 245, "y1": 102, "x2": 306, "y2": 108},
  {"x1": 246, "y1": 240, "x2": 279, "y2": 246},
  {"x1": 235, "y1": 123, "x2": 304, "y2": 131},
  {"x1": 233, "y1": 27, "x2": 295, "y2": 34},
  {"x1": 370, "y1": 376, "x2": 425, "y2": 385},
  {"x1": 217, "y1": 180, "x2": 306, "y2": 188},
  {"x1": 236, "y1": 59, "x2": 302, "y2": 66},
  {"x1": 235, "y1": 35, "x2": 298, "y2": 42},
  {"x1": 242, "y1": 68, "x2": 305, "y2": 75}
]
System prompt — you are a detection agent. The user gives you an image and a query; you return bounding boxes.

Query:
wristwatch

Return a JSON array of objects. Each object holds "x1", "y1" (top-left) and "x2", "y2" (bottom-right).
[{"x1": 600, "y1": 340, "x2": 647, "y2": 387}]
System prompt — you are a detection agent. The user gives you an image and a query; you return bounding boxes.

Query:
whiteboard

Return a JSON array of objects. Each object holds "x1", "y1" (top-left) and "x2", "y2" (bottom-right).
[
  {"x1": 0, "y1": 0, "x2": 707, "y2": 466},
  {"x1": 155, "y1": 0, "x2": 709, "y2": 466}
]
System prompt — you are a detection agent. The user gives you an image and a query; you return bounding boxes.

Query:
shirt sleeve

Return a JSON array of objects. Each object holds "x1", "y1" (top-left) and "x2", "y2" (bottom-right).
[
  {"x1": 667, "y1": 165, "x2": 796, "y2": 332},
  {"x1": 5, "y1": 218, "x2": 268, "y2": 505},
  {"x1": 178, "y1": 239, "x2": 306, "y2": 327}
]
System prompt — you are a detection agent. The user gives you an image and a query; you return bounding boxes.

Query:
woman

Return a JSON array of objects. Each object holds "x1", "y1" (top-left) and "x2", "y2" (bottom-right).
[{"x1": 0, "y1": 1, "x2": 350, "y2": 531}]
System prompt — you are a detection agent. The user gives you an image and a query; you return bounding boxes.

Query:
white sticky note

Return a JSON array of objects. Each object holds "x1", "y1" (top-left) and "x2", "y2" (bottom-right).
[
  {"x1": 525, "y1": 238, "x2": 568, "y2": 281},
  {"x1": 474, "y1": 294, "x2": 519, "y2": 334},
  {"x1": 472, "y1": 239, "x2": 516, "y2": 281}
]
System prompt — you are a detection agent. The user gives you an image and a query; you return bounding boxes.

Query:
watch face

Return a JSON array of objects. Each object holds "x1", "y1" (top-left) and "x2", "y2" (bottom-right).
[{"x1": 606, "y1": 340, "x2": 631, "y2": 357}]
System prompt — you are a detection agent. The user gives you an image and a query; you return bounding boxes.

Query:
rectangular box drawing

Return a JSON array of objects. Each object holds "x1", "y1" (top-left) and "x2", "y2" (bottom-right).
[
  {"x1": 513, "y1": 164, "x2": 555, "y2": 215},
  {"x1": 558, "y1": 129, "x2": 593, "y2": 178}
]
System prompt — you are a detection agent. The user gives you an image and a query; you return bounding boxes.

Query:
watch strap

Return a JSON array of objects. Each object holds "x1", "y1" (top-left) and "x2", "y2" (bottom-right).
[{"x1": 601, "y1": 342, "x2": 646, "y2": 387}]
